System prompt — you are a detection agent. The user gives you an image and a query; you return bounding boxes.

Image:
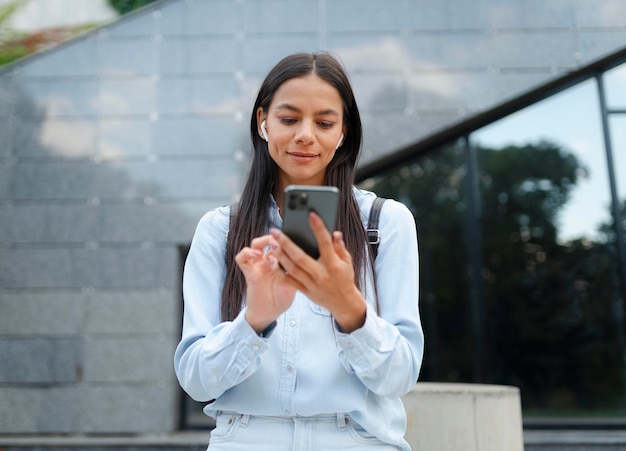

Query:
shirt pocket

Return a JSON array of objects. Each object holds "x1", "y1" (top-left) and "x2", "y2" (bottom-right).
[{"x1": 309, "y1": 301, "x2": 332, "y2": 316}]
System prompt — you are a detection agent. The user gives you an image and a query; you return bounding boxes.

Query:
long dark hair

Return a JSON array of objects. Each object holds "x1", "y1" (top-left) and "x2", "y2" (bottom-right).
[{"x1": 221, "y1": 52, "x2": 371, "y2": 321}]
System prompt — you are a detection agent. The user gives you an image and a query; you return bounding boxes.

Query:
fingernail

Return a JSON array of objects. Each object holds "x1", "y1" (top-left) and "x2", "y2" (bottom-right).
[{"x1": 270, "y1": 228, "x2": 281, "y2": 238}]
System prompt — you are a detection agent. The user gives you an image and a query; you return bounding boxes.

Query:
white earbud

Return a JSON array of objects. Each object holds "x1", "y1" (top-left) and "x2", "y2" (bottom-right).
[
  {"x1": 336, "y1": 132, "x2": 344, "y2": 150},
  {"x1": 260, "y1": 120, "x2": 269, "y2": 142}
]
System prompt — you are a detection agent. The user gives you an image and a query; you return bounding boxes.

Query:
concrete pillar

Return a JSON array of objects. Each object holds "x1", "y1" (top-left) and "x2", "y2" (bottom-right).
[{"x1": 402, "y1": 382, "x2": 524, "y2": 451}]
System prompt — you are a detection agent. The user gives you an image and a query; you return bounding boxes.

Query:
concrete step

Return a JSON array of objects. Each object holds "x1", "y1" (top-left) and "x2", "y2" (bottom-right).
[
  {"x1": 2, "y1": 430, "x2": 626, "y2": 450},
  {"x1": 0, "y1": 432, "x2": 210, "y2": 450},
  {"x1": 525, "y1": 430, "x2": 626, "y2": 451}
]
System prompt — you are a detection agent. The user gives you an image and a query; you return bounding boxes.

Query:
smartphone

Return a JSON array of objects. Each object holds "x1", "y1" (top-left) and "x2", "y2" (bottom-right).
[{"x1": 282, "y1": 185, "x2": 340, "y2": 259}]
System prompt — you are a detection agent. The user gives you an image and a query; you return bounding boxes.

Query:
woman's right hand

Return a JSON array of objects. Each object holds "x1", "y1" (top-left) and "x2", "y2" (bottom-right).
[{"x1": 235, "y1": 235, "x2": 296, "y2": 333}]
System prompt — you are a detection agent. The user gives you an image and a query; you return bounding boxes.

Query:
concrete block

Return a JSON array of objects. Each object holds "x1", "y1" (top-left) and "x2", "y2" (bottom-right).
[
  {"x1": 85, "y1": 289, "x2": 178, "y2": 335},
  {"x1": 0, "y1": 387, "x2": 79, "y2": 434},
  {"x1": 402, "y1": 382, "x2": 524, "y2": 451},
  {"x1": 0, "y1": 338, "x2": 83, "y2": 383},
  {"x1": 83, "y1": 336, "x2": 176, "y2": 383},
  {"x1": 0, "y1": 291, "x2": 86, "y2": 335},
  {"x1": 0, "y1": 203, "x2": 99, "y2": 243},
  {"x1": 243, "y1": 1, "x2": 318, "y2": 33},
  {"x1": 185, "y1": 0, "x2": 238, "y2": 35},
  {"x1": 0, "y1": 248, "x2": 83, "y2": 289},
  {"x1": 0, "y1": 247, "x2": 178, "y2": 289},
  {"x1": 79, "y1": 384, "x2": 177, "y2": 434}
]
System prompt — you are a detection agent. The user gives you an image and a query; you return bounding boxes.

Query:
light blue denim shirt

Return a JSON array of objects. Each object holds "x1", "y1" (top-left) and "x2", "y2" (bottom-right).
[{"x1": 174, "y1": 187, "x2": 423, "y2": 450}]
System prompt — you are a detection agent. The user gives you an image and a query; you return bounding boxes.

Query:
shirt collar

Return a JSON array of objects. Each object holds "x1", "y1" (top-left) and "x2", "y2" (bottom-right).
[{"x1": 268, "y1": 194, "x2": 283, "y2": 229}]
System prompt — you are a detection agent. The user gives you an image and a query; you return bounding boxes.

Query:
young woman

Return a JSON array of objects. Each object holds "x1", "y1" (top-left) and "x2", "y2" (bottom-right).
[{"x1": 174, "y1": 52, "x2": 423, "y2": 451}]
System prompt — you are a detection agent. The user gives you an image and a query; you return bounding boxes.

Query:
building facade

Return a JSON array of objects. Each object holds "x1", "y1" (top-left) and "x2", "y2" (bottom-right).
[{"x1": 1, "y1": 0, "x2": 625, "y2": 435}]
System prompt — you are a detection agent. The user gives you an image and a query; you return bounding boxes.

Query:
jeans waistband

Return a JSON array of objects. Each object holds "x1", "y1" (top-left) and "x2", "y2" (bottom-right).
[{"x1": 216, "y1": 411, "x2": 349, "y2": 431}]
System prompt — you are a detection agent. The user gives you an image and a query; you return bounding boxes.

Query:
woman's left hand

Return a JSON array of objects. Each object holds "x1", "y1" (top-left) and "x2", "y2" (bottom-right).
[{"x1": 269, "y1": 212, "x2": 367, "y2": 333}]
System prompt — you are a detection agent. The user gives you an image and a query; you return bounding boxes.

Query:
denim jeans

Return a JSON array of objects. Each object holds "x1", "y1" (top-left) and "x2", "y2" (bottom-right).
[{"x1": 207, "y1": 412, "x2": 402, "y2": 451}]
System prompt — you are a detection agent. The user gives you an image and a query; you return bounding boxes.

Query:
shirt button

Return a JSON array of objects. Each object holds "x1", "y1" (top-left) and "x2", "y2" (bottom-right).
[
  {"x1": 252, "y1": 344, "x2": 260, "y2": 351},
  {"x1": 290, "y1": 320, "x2": 296, "y2": 327},
  {"x1": 286, "y1": 364, "x2": 293, "y2": 372},
  {"x1": 346, "y1": 341, "x2": 354, "y2": 348}
]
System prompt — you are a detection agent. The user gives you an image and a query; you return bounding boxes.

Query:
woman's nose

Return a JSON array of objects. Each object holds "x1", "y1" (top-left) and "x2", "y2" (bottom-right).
[{"x1": 294, "y1": 121, "x2": 315, "y2": 144}]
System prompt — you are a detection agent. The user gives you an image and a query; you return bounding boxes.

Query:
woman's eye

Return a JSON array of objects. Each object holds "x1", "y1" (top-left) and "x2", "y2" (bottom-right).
[
  {"x1": 318, "y1": 122, "x2": 333, "y2": 129},
  {"x1": 280, "y1": 118, "x2": 297, "y2": 124}
]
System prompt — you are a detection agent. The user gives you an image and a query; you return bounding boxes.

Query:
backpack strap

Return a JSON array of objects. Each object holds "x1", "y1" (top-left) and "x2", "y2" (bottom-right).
[
  {"x1": 367, "y1": 197, "x2": 386, "y2": 260},
  {"x1": 230, "y1": 203, "x2": 238, "y2": 225}
]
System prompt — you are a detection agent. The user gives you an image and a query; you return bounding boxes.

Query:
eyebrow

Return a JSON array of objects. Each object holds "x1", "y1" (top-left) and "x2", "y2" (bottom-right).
[{"x1": 275, "y1": 103, "x2": 340, "y2": 117}]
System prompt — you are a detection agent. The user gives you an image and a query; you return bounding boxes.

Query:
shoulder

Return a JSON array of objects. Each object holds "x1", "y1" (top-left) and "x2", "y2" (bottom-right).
[
  {"x1": 193, "y1": 204, "x2": 232, "y2": 243},
  {"x1": 352, "y1": 187, "x2": 415, "y2": 227},
  {"x1": 353, "y1": 189, "x2": 418, "y2": 267}
]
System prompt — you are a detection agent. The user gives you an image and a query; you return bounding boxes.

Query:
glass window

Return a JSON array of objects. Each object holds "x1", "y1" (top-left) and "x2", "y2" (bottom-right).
[
  {"x1": 605, "y1": 62, "x2": 626, "y2": 109},
  {"x1": 474, "y1": 80, "x2": 610, "y2": 243},
  {"x1": 361, "y1": 140, "x2": 475, "y2": 382},
  {"x1": 609, "y1": 115, "x2": 626, "y2": 203},
  {"x1": 473, "y1": 79, "x2": 625, "y2": 421}
]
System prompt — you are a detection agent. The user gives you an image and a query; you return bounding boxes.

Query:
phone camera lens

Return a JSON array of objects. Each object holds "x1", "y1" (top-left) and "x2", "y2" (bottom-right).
[
  {"x1": 298, "y1": 193, "x2": 308, "y2": 206},
  {"x1": 287, "y1": 193, "x2": 298, "y2": 210}
]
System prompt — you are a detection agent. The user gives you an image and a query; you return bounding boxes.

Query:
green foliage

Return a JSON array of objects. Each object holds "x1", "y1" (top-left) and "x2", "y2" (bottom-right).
[
  {"x1": 0, "y1": 0, "x2": 28, "y2": 67},
  {"x1": 0, "y1": 0, "x2": 27, "y2": 29},
  {"x1": 370, "y1": 139, "x2": 626, "y2": 416},
  {"x1": 107, "y1": 0, "x2": 158, "y2": 15},
  {"x1": 0, "y1": 43, "x2": 28, "y2": 66}
]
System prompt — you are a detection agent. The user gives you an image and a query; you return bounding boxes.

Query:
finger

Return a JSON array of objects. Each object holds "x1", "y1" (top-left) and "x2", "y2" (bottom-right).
[
  {"x1": 333, "y1": 231, "x2": 353, "y2": 265},
  {"x1": 332, "y1": 231, "x2": 347, "y2": 255},
  {"x1": 269, "y1": 228, "x2": 314, "y2": 284},
  {"x1": 235, "y1": 248, "x2": 263, "y2": 268},
  {"x1": 269, "y1": 228, "x2": 307, "y2": 263},
  {"x1": 284, "y1": 272, "x2": 306, "y2": 293},
  {"x1": 266, "y1": 254, "x2": 283, "y2": 272},
  {"x1": 250, "y1": 235, "x2": 272, "y2": 251},
  {"x1": 235, "y1": 248, "x2": 263, "y2": 262},
  {"x1": 307, "y1": 211, "x2": 334, "y2": 256}
]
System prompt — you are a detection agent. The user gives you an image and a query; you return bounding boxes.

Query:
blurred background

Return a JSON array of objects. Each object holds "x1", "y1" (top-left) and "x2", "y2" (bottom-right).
[{"x1": 0, "y1": 0, "x2": 625, "y2": 446}]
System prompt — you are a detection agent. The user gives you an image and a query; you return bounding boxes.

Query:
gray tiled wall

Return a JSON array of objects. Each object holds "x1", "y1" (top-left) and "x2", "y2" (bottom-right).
[{"x1": 1, "y1": 0, "x2": 626, "y2": 435}]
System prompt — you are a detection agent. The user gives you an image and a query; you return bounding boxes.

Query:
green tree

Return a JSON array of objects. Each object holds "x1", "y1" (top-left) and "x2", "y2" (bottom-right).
[
  {"x1": 370, "y1": 139, "x2": 626, "y2": 416},
  {"x1": 476, "y1": 141, "x2": 622, "y2": 413},
  {"x1": 107, "y1": 0, "x2": 158, "y2": 15},
  {"x1": 370, "y1": 141, "x2": 474, "y2": 382},
  {"x1": 0, "y1": 0, "x2": 109, "y2": 68},
  {"x1": 0, "y1": 0, "x2": 29, "y2": 66}
]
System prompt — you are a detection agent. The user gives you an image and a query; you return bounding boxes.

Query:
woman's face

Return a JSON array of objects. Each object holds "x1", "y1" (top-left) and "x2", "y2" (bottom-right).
[{"x1": 257, "y1": 74, "x2": 346, "y2": 193}]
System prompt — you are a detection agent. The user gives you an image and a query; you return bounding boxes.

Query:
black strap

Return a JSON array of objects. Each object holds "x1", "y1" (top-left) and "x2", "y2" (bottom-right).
[
  {"x1": 367, "y1": 197, "x2": 386, "y2": 260},
  {"x1": 230, "y1": 203, "x2": 238, "y2": 225}
]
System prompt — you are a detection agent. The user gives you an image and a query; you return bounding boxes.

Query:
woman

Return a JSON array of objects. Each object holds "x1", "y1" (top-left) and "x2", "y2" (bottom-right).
[{"x1": 174, "y1": 52, "x2": 423, "y2": 450}]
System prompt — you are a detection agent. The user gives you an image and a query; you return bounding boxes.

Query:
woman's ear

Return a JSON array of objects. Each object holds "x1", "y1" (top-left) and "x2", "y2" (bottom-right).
[
  {"x1": 336, "y1": 133, "x2": 344, "y2": 150},
  {"x1": 336, "y1": 126, "x2": 347, "y2": 149},
  {"x1": 256, "y1": 108, "x2": 267, "y2": 141}
]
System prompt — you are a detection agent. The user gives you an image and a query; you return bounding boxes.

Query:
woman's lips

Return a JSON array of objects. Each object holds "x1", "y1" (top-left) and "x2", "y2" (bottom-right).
[{"x1": 288, "y1": 152, "x2": 318, "y2": 163}]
